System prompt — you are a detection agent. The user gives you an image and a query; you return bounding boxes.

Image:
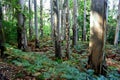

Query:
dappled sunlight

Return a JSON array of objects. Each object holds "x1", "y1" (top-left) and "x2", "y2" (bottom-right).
[{"x1": 89, "y1": 11, "x2": 105, "y2": 50}]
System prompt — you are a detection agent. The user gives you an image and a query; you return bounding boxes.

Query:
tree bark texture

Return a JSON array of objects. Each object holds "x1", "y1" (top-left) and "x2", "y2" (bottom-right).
[
  {"x1": 72, "y1": 0, "x2": 78, "y2": 46},
  {"x1": 53, "y1": 0, "x2": 62, "y2": 58},
  {"x1": 34, "y1": 0, "x2": 39, "y2": 48},
  {"x1": 114, "y1": 0, "x2": 120, "y2": 46},
  {"x1": 0, "y1": 1, "x2": 5, "y2": 57},
  {"x1": 88, "y1": 0, "x2": 107, "y2": 75},
  {"x1": 17, "y1": 0, "x2": 28, "y2": 51},
  {"x1": 65, "y1": 0, "x2": 70, "y2": 59}
]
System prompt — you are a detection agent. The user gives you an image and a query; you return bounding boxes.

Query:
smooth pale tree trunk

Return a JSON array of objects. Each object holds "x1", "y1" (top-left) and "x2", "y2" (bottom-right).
[
  {"x1": 60, "y1": 0, "x2": 64, "y2": 41},
  {"x1": 17, "y1": 0, "x2": 28, "y2": 51},
  {"x1": 114, "y1": 0, "x2": 120, "y2": 46},
  {"x1": 63, "y1": 0, "x2": 66, "y2": 40},
  {"x1": 72, "y1": 0, "x2": 78, "y2": 46},
  {"x1": 83, "y1": 0, "x2": 86, "y2": 41},
  {"x1": 59, "y1": 1, "x2": 62, "y2": 41},
  {"x1": 28, "y1": 0, "x2": 33, "y2": 40},
  {"x1": 65, "y1": 0, "x2": 70, "y2": 59},
  {"x1": 52, "y1": 0, "x2": 62, "y2": 58},
  {"x1": 50, "y1": 0, "x2": 54, "y2": 40},
  {"x1": 40, "y1": 0, "x2": 43, "y2": 37},
  {"x1": 88, "y1": 0, "x2": 107, "y2": 75},
  {"x1": 34, "y1": 0, "x2": 39, "y2": 48}
]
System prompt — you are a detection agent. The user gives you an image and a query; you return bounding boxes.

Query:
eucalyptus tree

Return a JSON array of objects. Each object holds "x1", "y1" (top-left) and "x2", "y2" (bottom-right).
[
  {"x1": 88, "y1": 0, "x2": 107, "y2": 75},
  {"x1": 28, "y1": 0, "x2": 33, "y2": 39},
  {"x1": 72, "y1": 0, "x2": 78, "y2": 46},
  {"x1": 52, "y1": 0, "x2": 62, "y2": 58},
  {"x1": 34, "y1": 0, "x2": 39, "y2": 48},
  {"x1": 17, "y1": 0, "x2": 28, "y2": 51},
  {"x1": 40, "y1": 0, "x2": 43, "y2": 37},
  {"x1": 83, "y1": 0, "x2": 86, "y2": 41},
  {"x1": 64, "y1": 0, "x2": 70, "y2": 59},
  {"x1": 0, "y1": 0, "x2": 5, "y2": 57},
  {"x1": 114, "y1": 0, "x2": 120, "y2": 46}
]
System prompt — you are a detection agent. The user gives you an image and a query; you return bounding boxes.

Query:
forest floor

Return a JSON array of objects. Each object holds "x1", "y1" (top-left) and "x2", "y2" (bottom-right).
[{"x1": 0, "y1": 37, "x2": 120, "y2": 80}]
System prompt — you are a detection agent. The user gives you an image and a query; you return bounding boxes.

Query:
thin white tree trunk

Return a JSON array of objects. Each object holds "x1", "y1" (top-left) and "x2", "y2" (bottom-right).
[
  {"x1": 28, "y1": 0, "x2": 33, "y2": 39},
  {"x1": 114, "y1": 0, "x2": 120, "y2": 46},
  {"x1": 34, "y1": 0, "x2": 39, "y2": 48},
  {"x1": 83, "y1": 0, "x2": 86, "y2": 41}
]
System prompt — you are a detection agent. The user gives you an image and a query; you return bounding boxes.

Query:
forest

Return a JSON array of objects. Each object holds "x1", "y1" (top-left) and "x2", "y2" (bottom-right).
[{"x1": 0, "y1": 0, "x2": 120, "y2": 79}]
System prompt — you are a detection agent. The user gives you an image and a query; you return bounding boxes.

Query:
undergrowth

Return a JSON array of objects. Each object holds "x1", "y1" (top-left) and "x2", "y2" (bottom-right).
[{"x1": 3, "y1": 44, "x2": 120, "y2": 80}]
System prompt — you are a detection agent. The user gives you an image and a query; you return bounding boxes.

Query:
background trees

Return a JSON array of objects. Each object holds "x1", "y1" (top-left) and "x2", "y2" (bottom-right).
[
  {"x1": 52, "y1": 0, "x2": 62, "y2": 58},
  {"x1": 0, "y1": 0, "x2": 120, "y2": 79},
  {"x1": 72, "y1": 0, "x2": 78, "y2": 46}
]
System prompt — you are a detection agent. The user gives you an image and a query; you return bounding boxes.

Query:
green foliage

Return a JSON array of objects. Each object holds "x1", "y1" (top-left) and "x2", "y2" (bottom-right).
[
  {"x1": 107, "y1": 16, "x2": 117, "y2": 44},
  {"x1": 43, "y1": 25, "x2": 51, "y2": 36},
  {"x1": 4, "y1": 44, "x2": 120, "y2": 79},
  {"x1": 77, "y1": 0, "x2": 90, "y2": 41},
  {"x1": 2, "y1": 20, "x2": 17, "y2": 43}
]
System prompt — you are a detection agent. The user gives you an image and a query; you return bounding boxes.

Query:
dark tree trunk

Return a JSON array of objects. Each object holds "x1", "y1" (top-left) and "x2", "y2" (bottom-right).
[
  {"x1": 53, "y1": 0, "x2": 62, "y2": 59},
  {"x1": 0, "y1": 2, "x2": 5, "y2": 58},
  {"x1": 88, "y1": 0, "x2": 107, "y2": 75},
  {"x1": 65, "y1": 0, "x2": 70, "y2": 59}
]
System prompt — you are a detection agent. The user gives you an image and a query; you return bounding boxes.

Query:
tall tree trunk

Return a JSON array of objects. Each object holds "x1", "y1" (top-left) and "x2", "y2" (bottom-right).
[
  {"x1": 88, "y1": 0, "x2": 107, "y2": 75},
  {"x1": 40, "y1": 0, "x2": 43, "y2": 37},
  {"x1": 65, "y1": 0, "x2": 70, "y2": 59},
  {"x1": 83, "y1": 0, "x2": 86, "y2": 41},
  {"x1": 114, "y1": 0, "x2": 120, "y2": 46},
  {"x1": 0, "y1": 1, "x2": 5, "y2": 57},
  {"x1": 50, "y1": 0, "x2": 54, "y2": 40},
  {"x1": 17, "y1": 0, "x2": 28, "y2": 51},
  {"x1": 28, "y1": 0, "x2": 33, "y2": 40},
  {"x1": 72, "y1": 0, "x2": 78, "y2": 46},
  {"x1": 60, "y1": 0, "x2": 64, "y2": 41},
  {"x1": 53, "y1": 0, "x2": 62, "y2": 59},
  {"x1": 63, "y1": 0, "x2": 66, "y2": 40},
  {"x1": 34, "y1": 0, "x2": 39, "y2": 48}
]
